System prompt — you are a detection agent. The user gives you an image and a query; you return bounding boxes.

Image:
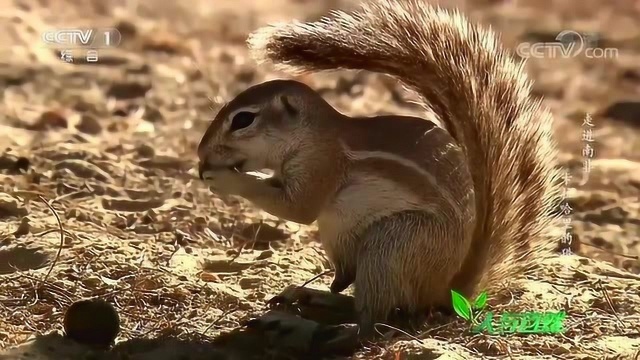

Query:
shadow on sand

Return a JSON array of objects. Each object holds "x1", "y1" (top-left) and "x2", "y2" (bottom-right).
[{"x1": 1, "y1": 286, "x2": 364, "y2": 360}]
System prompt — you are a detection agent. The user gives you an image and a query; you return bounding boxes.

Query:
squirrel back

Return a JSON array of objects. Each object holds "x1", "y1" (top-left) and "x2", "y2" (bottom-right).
[{"x1": 248, "y1": 0, "x2": 563, "y2": 294}]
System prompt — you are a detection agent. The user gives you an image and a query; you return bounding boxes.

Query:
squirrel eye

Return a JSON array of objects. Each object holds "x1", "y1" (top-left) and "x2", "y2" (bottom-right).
[{"x1": 230, "y1": 111, "x2": 256, "y2": 132}]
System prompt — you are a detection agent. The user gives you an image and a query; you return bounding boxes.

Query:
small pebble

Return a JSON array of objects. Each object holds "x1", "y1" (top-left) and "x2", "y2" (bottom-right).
[{"x1": 63, "y1": 298, "x2": 120, "y2": 349}]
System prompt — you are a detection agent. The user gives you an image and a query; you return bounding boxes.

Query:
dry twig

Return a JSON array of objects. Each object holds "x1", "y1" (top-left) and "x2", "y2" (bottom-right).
[{"x1": 37, "y1": 195, "x2": 64, "y2": 287}]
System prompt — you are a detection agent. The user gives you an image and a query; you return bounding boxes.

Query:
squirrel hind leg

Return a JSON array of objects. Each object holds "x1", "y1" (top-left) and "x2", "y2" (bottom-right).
[{"x1": 353, "y1": 210, "x2": 468, "y2": 338}]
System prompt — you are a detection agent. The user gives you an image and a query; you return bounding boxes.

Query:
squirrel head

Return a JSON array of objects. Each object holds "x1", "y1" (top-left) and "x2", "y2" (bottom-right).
[{"x1": 197, "y1": 79, "x2": 337, "y2": 179}]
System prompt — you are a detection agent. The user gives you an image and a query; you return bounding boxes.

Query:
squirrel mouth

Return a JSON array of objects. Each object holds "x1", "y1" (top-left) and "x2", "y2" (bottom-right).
[
  {"x1": 199, "y1": 160, "x2": 246, "y2": 180},
  {"x1": 229, "y1": 160, "x2": 246, "y2": 173}
]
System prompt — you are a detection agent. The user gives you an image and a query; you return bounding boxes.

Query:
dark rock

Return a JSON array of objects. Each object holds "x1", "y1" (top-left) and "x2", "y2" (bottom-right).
[
  {"x1": 106, "y1": 81, "x2": 151, "y2": 100},
  {"x1": 75, "y1": 114, "x2": 102, "y2": 135},
  {"x1": 63, "y1": 299, "x2": 120, "y2": 349},
  {"x1": 601, "y1": 101, "x2": 640, "y2": 127}
]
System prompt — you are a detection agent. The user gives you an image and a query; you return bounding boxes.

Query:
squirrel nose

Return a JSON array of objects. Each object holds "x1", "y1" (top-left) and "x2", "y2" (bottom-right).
[
  {"x1": 198, "y1": 155, "x2": 218, "y2": 180},
  {"x1": 198, "y1": 157, "x2": 228, "y2": 180},
  {"x1": 198, "y1": 154, "x2": 218, "y2": 180}
]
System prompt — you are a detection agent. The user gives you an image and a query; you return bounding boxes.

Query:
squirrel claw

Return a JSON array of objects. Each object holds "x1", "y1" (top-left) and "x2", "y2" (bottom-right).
[
  {"x1": 330, "y1": 269, "x2": 355, "y2": 294},
  {"x1": 266, "y1": 295, "x2": 289, "y2": 306}
]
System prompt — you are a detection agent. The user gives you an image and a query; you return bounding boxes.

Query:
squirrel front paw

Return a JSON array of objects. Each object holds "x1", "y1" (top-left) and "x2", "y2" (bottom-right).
[{"x1": 202, "y1": 169, "x2": 253, "y2": 195}]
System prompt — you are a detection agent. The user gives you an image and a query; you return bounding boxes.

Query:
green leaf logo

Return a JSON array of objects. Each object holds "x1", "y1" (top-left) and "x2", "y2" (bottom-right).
[
  {"x1": 451, "y1": 290, "x2": 472, "y2": 321},
  {"x1": 473, "y1": 291, "x2": 488, "y2": 310}
]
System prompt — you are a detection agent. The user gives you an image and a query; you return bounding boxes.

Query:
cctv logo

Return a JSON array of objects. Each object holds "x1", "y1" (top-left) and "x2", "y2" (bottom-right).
[{"x1": 41, "y1": 29, "x2": 95, "y2": 47}]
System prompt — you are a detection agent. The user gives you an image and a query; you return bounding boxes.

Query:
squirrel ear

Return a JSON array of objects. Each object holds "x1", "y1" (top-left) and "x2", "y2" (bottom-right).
[{"x1": 279, "y1": 95, "x2": 298, "y2": 115}]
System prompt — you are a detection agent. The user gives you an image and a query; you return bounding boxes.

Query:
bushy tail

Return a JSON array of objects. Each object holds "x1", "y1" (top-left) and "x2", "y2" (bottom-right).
[{"x1": 248, "y1": 0, "x2": 563, "y2": 292}]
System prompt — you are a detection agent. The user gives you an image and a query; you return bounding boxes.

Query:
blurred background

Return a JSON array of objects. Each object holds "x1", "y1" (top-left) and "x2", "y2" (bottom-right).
[
  {"x1": 0, "y1": 0, "x2": 639, "y2": 356},
  {"x1": 4, "y1": 0, "x2": 637, "y2": 267}
]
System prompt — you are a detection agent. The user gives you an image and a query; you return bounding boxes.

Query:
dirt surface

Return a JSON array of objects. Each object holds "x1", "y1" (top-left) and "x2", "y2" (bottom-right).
[{"x1": 0, "y1": 0, "x2": 639, "y2": 359}]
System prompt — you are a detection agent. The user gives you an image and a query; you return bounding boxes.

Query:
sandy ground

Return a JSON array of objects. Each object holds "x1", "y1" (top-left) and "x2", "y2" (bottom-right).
[{"x1": 0, "y1": 0, "x2": 639, "y2": 359}]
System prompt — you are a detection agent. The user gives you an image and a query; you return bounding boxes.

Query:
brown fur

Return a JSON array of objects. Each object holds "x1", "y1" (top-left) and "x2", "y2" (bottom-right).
[
  {"x1": 248, "y1": 0, "x2": 563, "y2": 296},
  {"x1": 199, "y1": 0, "x2": 563, "y2": 336}
]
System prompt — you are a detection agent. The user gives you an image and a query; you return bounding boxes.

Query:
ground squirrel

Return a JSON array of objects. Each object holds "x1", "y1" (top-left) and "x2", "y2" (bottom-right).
[{"x1": 197, "y1": 0, "x2": 563, "y2": 336}]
